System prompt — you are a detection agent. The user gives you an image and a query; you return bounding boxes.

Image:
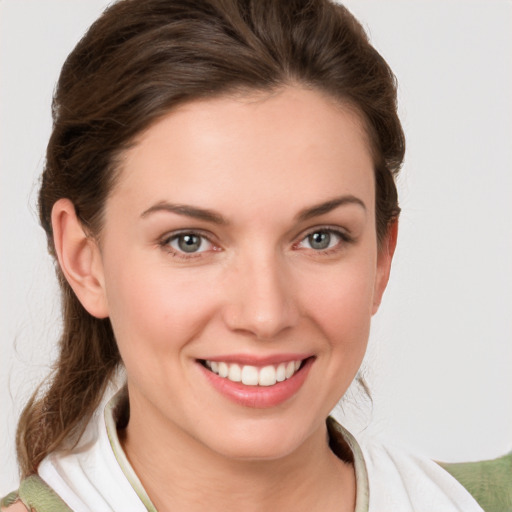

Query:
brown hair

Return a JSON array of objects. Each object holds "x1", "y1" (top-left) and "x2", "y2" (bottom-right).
[{"x1": 17, "y1": 0, "x2": 405, "y2": 477}]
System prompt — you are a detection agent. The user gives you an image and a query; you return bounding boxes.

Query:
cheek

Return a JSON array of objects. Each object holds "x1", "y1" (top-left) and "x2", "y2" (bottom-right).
[
  {"x1": 294, "y1": 256, "x2": 377, "y2": 407},
  {"x1": 299, "y1": 258, "x2": 376, "y2": 349},
  {"x1": 103, "y1": 256, "x2": 219, "y2": 359}
]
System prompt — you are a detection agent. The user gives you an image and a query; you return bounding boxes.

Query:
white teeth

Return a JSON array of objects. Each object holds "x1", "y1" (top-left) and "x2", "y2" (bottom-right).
[
  {"x1": 218, "y1": 362, "x2": 229, "y2": 378},
  {"x1": 241, "y1": 365, "x2": 259, "y2": 385},
  {"x1": 204, "y1": 359, "x2": 304, "y2": 386},
  {"x1": 276, "y1": 363, "x2": 286, "y2": 382},
  {"x1": 285, "y1": 361, "x2": 295, "y2": 379},
  {"x1": 228, "y1": 363, "x2": 242, "y2": 382},
  {"x1": 258, "y1": 365, "x2": 276, "y2": 386}
]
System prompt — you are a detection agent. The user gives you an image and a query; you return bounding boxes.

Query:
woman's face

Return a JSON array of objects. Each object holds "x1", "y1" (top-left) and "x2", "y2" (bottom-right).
[{"x1": 96, "y1": 86, "x2": 393, "y2": 460}]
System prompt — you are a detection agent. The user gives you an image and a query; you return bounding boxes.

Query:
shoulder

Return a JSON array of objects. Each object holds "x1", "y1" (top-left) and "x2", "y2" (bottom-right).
[
  {"x1": 438, "y1": 452, "x2": 512, "y2": 512},
  {"x1": 343, "y1": 424, "x2": 507, "y2": 512},
  {"x1": 1, "y1": 475, "x2": 72, "y2": 512},
  {"x1": 0, "y1": 491, "x2": 27, "y2": 512}
]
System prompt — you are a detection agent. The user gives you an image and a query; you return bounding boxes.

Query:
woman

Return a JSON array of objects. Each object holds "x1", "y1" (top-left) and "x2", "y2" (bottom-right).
[{"x1": 2, "y1": 1, "x2": 510, "y2": 511}]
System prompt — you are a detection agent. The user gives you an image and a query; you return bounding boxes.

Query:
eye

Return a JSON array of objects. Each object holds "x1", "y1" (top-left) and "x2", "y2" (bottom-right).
[
  {"x1": 296, "y1": 228, "x2": 349, "y2": 252},
  {"x1": 306, "y1": 231, "x2": 335, "y2": 250},
  {"x1": 165, "y1": 232, "x2": 213, "y2": 254}
]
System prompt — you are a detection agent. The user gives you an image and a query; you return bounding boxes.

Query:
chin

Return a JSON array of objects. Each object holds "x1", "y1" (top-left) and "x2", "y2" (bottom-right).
[{"x1": 193, "y1": 414, "x2": 321, "y2": 463}]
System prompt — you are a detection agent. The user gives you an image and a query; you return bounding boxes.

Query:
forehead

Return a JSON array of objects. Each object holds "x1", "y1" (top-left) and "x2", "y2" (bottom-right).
[{"x1": 110, "y1": 86, "x2": 375, "y2": 220}]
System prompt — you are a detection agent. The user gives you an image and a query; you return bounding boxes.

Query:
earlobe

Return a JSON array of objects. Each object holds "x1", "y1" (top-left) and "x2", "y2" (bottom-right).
[
  {"x1": 51, "y1": 198, "x2": 109, "y2": 318},
  {"x1": 372, "y1": 220, "x2": 398, "y2": 315}
]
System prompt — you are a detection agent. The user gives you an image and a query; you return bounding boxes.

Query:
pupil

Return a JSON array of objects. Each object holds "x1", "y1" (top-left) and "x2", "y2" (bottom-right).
[
  {"x1": 178, "y1": 234, "x2": 201, "y2": 252},
  {"x1": 309, "y1": 231, "x2": 330, "y2": 250}
]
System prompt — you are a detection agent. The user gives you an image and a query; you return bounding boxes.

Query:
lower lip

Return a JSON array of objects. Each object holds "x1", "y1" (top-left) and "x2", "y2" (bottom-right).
[{"x1": 199, "y1": 358, "x2": 314, "y2": 408}]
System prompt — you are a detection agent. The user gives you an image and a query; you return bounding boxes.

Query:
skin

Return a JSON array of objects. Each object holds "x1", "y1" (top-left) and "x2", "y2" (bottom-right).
[
  {"x1": 1, "y1": 504, "x2": 25, "y2": 512},
  {"x1": 50, "y1": 86, "x2": 397, "y2": 512}
]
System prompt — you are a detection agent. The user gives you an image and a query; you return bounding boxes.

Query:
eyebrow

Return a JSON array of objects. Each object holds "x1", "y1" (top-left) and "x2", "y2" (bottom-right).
[
  {"x1": 140, "y1": 194, "x2": 366, "y2": 225},
  {"x1": 295, "y1": 195, "x2": 366, "y2": 222},
  {"x1": 140, "y1": 201, "x2": 228, "y2": 225}
]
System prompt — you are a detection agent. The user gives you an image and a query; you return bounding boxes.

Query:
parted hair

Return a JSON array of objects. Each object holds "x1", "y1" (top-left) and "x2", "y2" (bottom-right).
[{"x1": 17, "y1": 0, "x2": 405, "y2": 477}]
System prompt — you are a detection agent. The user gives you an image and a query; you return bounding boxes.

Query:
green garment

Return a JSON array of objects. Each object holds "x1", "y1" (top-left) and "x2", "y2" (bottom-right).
[
  {"x1": 1, "y1": 475, "x2": 72, "y2": 512},
  {"x1": 440, "y1": 453, "x2": 512, "y2": 512}
]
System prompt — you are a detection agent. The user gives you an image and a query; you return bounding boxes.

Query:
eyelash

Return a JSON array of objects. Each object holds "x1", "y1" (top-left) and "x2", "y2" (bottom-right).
[
  {"x1": 294, "y1": 227, "x2": 354, "y2": 255},
  {"x1": 158, "y1": 230, "x2": 217, "y2": 259},
  {"x1": 158, "y1": 226, "x2": 353, "y2": 260}
]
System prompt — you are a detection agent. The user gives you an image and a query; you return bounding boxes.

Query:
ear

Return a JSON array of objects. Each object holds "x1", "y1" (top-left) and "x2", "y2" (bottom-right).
[
  {"x1": 51, "y1": 198, "x2": 109, "y2": 318},
  {"x1": 372, "y1": 219, "x2": 398, "y2": 315}
]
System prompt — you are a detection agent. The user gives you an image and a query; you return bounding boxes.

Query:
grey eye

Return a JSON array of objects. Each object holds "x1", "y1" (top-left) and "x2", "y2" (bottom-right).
[
  {"x1": 171, "y1": 233, "x2": 206, "y2": 253},
  {"x1": 307, "y1": 231, "x2": 332, "y2": 250}
]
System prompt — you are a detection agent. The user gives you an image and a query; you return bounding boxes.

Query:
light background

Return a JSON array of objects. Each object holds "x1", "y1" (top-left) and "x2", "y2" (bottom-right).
[{"x1": 1, "y1": 0, "x2": 511, "y2": 494}]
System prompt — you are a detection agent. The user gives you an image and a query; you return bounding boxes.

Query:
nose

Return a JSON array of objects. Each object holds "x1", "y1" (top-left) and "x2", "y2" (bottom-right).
[{"x1": 222, "y1": 251, "x2": 300, "y2": 340}]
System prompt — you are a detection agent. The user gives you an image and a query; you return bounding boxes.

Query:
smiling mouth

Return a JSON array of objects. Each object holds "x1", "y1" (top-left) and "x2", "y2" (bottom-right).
[{"x1": 199, "y1": 358, "x2": 309, "y2": 387}]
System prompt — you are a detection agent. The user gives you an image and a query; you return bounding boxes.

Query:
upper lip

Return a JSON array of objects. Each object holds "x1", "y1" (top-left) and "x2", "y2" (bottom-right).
[{"x1": 198, "y1": 353, "x2": 314, "y2": 367}]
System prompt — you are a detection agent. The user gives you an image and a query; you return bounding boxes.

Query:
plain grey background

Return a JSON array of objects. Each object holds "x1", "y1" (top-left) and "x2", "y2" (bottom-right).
[{"x1": 1, "y1": 0, "x2": 511, "y2": 494}]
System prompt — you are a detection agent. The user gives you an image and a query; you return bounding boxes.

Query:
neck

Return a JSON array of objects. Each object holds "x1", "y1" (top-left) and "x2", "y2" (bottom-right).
[{"x1": 120, "y1": 394, "x2": 356, "y2": 512}]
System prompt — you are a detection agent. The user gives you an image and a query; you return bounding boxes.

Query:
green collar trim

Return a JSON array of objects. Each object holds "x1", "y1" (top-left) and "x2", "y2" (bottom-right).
[{"x1": 104, "y1": 387, "x2": 158, "y2": 512}]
